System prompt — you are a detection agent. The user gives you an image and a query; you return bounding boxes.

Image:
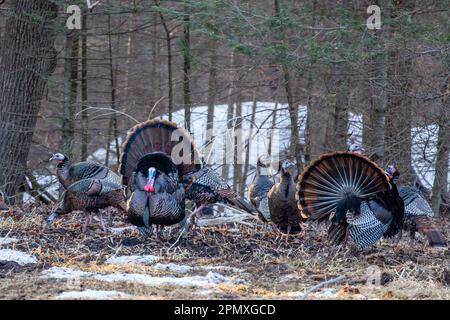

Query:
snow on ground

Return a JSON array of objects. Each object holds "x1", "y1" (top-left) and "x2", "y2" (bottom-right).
[
  {"x1": 42, "y1": 267, "x2": 92, "y2": 280},
  {"x1": 105, "y1": 255, "x2": 160, "y2": 265},
  {"x1": 105, "y1": 255, "x2": 244, "y2": 274},
  {"x1": 29, "y1": 102, "x2": 447, "y2": 204},
  {"x1": 0, "y1": 249, "x2": 38, "y2": 265},
  {"x1": 94, "y1": 271, "x2": 244, "y2": 288},
  {"x1": 108, "y1": 226, "x2": 136, "y2": 235},
  {"x1": 0, "y1": 237, "x2": 19, "y2": 245},
  {"x1": 55, "y1": 289, "x2": 130, "y2": 300},
  {"x1": 42, "y1": 266, "x2": 245, "y2": 288}
]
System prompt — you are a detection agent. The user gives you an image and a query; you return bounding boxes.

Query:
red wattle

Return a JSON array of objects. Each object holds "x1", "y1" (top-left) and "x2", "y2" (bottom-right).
[{"x1": 144, "y1": 185, "x2": 155, "y2": 193}]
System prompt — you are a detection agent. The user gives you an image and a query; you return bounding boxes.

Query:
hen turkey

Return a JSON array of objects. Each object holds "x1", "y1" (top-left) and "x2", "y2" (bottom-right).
[
  {"x1": 183, "y1": 166, "x2": 257, "y2": 222},
  {"x1": 398, "y1": 186, "x2": 447, "y2": 248},
  {"x1": 297, "y1": 152, "x2": 404, "y2": 249},
  {"x1": 119, "y1": 118, "x2": 201, "y2": 239},
  {"x1": 47, "y1": 178, "x2": 126, "y2": 232},
  {"x1": 248, "y1": 157, "x2": 275, "y2": 223},
  {"x1": 268, "y1": 160, "x2": 302, "y2": 242},
  {"x1": 50, "y1": 153, "x2": 121, "y2": 189},
  {"x1": 0, "y1": 190, "x2": 9, "y2": 211}
]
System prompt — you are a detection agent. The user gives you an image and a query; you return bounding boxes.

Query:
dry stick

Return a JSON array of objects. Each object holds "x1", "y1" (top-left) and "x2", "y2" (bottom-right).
[{"x1": 300, "y1": 275, "x2": 346, "y2": 300}]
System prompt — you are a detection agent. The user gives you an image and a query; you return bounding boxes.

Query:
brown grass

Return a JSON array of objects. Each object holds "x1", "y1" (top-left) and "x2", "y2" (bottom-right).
[{"x1": 0, "y1": 204, "x2": 449, "y2": 300}]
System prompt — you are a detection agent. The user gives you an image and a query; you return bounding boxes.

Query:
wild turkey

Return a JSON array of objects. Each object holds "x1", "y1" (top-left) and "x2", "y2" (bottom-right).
[
  {"x1": 49, "y1": 153, "x2": 121, "y2": 189},
  {"x1": 398, "y1": 186, "x2": 447, "y2": 249},
  {"x1": 248, "y1": 157, "x2": 275, "y2": 223},
  {"x1": 268, "y1": 160, "x2": 302, "y2": 242},
  {"x1": 119, "y1": 118, "x2": 201, "y2": 239},
  {"x1": 297, "y1": 152, "x2": 404, "y2": 249},
  {"x1": 47, "y1": 178, "x2": 126, "y2": 232},
  {"x1": 0, "y1": 190, "x2": 9, "y2": 211},
  {"x1": 183, "y1": 166, "x2": 258, "y2": 222}
]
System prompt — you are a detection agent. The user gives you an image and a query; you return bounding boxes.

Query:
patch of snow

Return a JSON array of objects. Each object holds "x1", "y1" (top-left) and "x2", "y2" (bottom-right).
[
  {"x1": 95, "y1": 271, "x2": 244, "y2": 288},
  {"x1": 43, "y1": 266, "x2": 244, "y2": 288},
  {"x1": 199, "y1": 265, "x2": 243, "y2": 273},
  {"x1": 150, "y1": 262, "x2": 243, "y2": 274},
  {"x1": 42, "y1": 267, "x2": 92, "y2": 280},
  {"x1": 278, "y1": 273, "x2": 298, "y2": 283},
  {"x1": 0, "y1": 237, "x2": 19, "y2": 245},
  {"x1": 105, "y1": 255, "x2": 160, "y2": 265},
  {"x1": 313, "y1": 288, "x2": 339, "y2": 299},
  {"x1": 195, "y1": 288, "x2": 224, "y2": 296},
  {"x1": 0, "y1": 249, "x2": 37, "y2": 265},
  {"x1": 109, "y1": 226, "x2": 136, "y2": 235},
  {"x1": 55, "y1": 289, "x2": 130, "y2": 300},
  {"x1": 152, "y1": 263, "x2": 192, "y2": 273}
]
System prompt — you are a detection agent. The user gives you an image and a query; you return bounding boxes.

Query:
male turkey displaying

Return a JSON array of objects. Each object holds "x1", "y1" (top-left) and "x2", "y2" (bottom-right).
[
  {"x1": 183, "y1": 166, "x2": 258, "y2": 223},
  {"x1": 398, "y1": 186, "x2": 447, "y2": 248},
  {"x1": 47, "y1": 178, "x2": 126, "y2": 232},
  {"x1": 119, "y1": 118, "x2": 201, "y2": 239},
  {"x1": 248, "y1": 157, "x2": 275, "y2": 224},
  {"x1": 268, "y1": 159, "x2": 302, "y2": 242},
  {"x1": 0, "y1": 190, "x2": 9, "y2": 211},
  {"x1": 297, "y1": 152, "x2": 404, "y2": 249},
  {"x1": 49, "y1": 153, "x2": 121, "y2": 189}
]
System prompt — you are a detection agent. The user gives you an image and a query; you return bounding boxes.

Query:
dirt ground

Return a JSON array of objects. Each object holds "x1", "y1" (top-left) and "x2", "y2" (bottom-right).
[{"x1": 0, "y1": 204, "x2": 449, "y2": 300}]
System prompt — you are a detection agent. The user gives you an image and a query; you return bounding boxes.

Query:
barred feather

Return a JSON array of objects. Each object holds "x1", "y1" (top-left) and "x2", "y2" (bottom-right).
[
  {"x1": 399, "y1": 187, "x2": 447, "y2": 248},
  {"x1": 296, "y1": 152, "x2": 403, "y2": 248}
]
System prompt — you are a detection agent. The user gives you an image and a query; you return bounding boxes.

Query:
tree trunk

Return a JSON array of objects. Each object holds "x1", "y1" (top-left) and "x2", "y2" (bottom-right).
[
  {"x1": 274, "y1": 0, "x2": 302, "y2": 171},
  {"x1": 233, "y1": 96, "x2": 243, "y2": 193},
  {"x1": 363, "y1": 0, "x2": 389, "y2": 163},
  {"x1": 105, "y1": 12, "x2": 120, "y2": 167},
  {"x1": 155, "y1": 1, "x2": 174, "y2": 121},
  {"x1": 183, "y1": 1, "x2": 191, "y2": 131},
  {"x1": 61, "y1": 29, "x2": 79, "y2": 160},
  {"x1": 384, "y1": 1, "x2": 415, "y2": 184},
  {"x1": 205, "y1": 41, "x2": 217, "y2": 163},
  {"x1": 431, "y1": 77, "x2": 449, "y2": 216},
  {"x1": 241, "y1": 92, "x2": 257, "y2": 196},
  {"x1": 80, "y1": 13, "x2": 89, "y2": 161},
  {"x1": 0, "y1": 0, "x2": 58, "y2": 197}
]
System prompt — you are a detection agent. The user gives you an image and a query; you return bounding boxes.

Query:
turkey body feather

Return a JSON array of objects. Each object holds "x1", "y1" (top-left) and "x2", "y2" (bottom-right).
[
  {"x1": 184, "y1": 167, "x2": 257, "y2": 215},
  {"x1": 119, "y1": 119, "x2": 199, "y2": 235},
  {"x1": 297, "y1": 152, "x2": 404, "y2": 249},
  {"x1": 268, "y1": 160, "x2": 302, "y2": 235},
  {"x1": 398, "y1": 186, "x2": 447, "y2": 248},
  {"x1": 52, "y1": 178, "x2": 126, "y2": 217},
  {"x1": 51, "y1": 153, "x2": 121, "y2": 189},
  {"x1": 248, "y1": 160, "x2": 274, "y2": 222}
]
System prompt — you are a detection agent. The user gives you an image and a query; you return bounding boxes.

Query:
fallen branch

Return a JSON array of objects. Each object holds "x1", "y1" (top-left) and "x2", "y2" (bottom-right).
[
  {"x1": 300, "y1": 275, "x2": 346, "y2": 300},
  {"x1": 198, "y1": 215, "x2": 255, "y2": 228}
]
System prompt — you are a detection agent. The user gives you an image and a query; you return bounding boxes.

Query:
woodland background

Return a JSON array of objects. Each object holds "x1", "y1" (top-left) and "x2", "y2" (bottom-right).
[{"x1": 0, "y1": 0, "x2": 448, "y2": 216}]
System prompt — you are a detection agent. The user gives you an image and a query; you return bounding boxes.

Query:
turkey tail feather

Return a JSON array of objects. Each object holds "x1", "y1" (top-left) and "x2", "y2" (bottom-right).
[
  {"x1": 119, "y1": 118, "x2": 201, "y2": 187},
  {"x1": 413, "y1": 216, "x2": 448, "y2": 248},
  {"x1": 296, "y1": 152, "x2": 390, "y2": 221}
]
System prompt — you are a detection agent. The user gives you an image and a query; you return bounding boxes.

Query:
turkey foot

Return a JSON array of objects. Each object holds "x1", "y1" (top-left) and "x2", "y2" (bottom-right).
[
  {"x1": 155, "y1": 225, "x2": 164, "y2": 241},
  {"x1": 192, "y1": 204, "x2": 205, "y2": 227},
  {"x1": 82, "y1": 213, "x2": 94, "y2": 233}
]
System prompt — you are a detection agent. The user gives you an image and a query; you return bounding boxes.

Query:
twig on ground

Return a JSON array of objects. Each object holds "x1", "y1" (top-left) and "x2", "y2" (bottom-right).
[{"x1": 300, "y1": 275, "x2": 346, "y2": 300}]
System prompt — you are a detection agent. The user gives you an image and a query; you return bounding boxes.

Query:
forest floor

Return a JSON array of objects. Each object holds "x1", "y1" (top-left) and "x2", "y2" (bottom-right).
[{"x1": 0, "y1": 204, "x2": 449, "y2": 300}]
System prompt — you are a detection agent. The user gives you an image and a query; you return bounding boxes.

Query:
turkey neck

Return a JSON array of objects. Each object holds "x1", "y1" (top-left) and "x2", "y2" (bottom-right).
[
  {"x1": 56, "y1": 158, "x2": 71, "y2": 186},
  {"x1": 257, "y1": 165, "x2": 270, "y2": 176},
  {"x1": 279, "y1": 172, "x2": 294, "y2": 199}
]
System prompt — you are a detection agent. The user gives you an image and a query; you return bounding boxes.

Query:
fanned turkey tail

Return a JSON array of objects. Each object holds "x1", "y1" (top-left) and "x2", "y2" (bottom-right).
[
  {"x1": 119, "y1": 118, "x2": 202, "y2": 189},
  {"x1": 296, "y1": 151, "x2": 391, "y2": 222}
]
